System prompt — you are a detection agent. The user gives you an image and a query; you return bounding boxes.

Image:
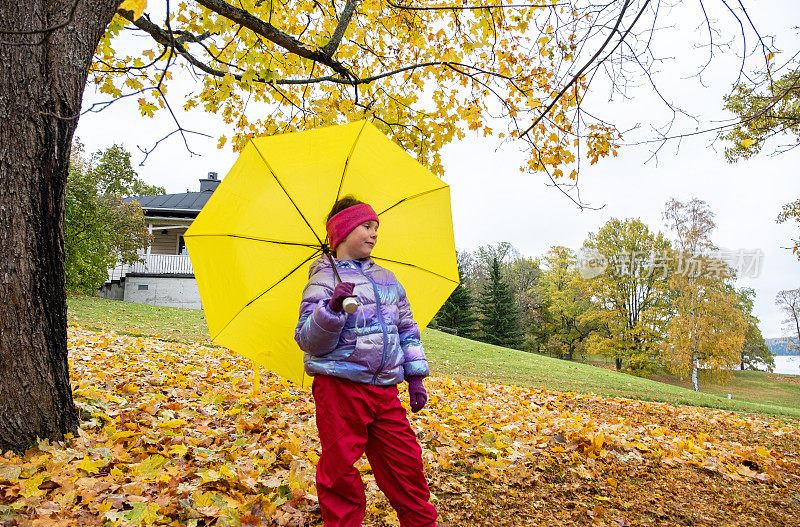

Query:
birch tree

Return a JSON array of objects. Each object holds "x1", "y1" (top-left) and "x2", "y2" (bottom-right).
[{"x1": 662, "y1": 198, "x2": 745, "y2": 390}]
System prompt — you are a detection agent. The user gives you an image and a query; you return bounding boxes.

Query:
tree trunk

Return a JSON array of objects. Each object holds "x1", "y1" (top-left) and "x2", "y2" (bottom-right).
[
  {"x1": 691, "y1": 305, "x2": 699, "y2": 391},
  {"x1": 563, "y1": 347, "x2": 573, "y2": 361},
  {"x1": 0, "y1": 0, "x2": 121, "y2": 452},
  {"x1": 615, "y1": 357, "x2": 621, "y2": 370}
]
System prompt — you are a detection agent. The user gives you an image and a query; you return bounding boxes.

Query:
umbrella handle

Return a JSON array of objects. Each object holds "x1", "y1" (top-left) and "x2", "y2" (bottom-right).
[{"x1": 342, "y1": 297, "x2": 359, "y2": 314}]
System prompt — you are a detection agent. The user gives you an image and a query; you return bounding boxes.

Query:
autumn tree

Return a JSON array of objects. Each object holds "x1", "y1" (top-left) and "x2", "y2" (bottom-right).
[
  {"x1": 777, "y1": 199, "x2": 800, "y2": 262},
  {"x1": 66, "y1": 143, "x2": 161, "y2": 293},
  {"x1": 537, "y1": 246, "x2": 598, "y2": 361},
  {"x1": 582, "y1": 219, "x2": 672, "y2": 372},
  {"x1": 664, "y1": 275, "x2": 746, "y2": 387},
  {"x1": 432, "y1": 257, "x2": 478, "y2": 338},
  {"x1": 0, "y1": 0, "x2": 779, "y2": 450},
  {"x1": 723, "y1": 68, "x2": 800, "y2": 260},
  {"x1": 478, "y1": 257, "x2": 523, "y2": 349},
  {"x1": 776, "y1": 288, "x2": 800, "y2": 353},
  {"x1": 504, "y1": 257, "x2": 547, "y2": 352},
  {"x1": 723, "y1": 69, "x2": 800, "y2": 163},
  {"x1": 734, "y1": 287, "x2": 774, "y2": 372},
  {"x1": 662, "y1": 198, "x2": 746, "y2": 390}
]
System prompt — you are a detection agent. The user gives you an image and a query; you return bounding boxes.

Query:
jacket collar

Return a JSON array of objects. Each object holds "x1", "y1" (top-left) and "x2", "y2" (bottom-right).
[
  {"x1": 309, "y1": 254, "x2": 375, "y2": 276},
  {"x1": 336, "y1": 257, "x2": 374, "y2": 271}
]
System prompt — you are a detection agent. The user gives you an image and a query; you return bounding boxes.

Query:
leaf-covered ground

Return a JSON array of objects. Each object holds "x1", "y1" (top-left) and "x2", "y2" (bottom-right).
[{"x1": 1, "y1": 326, "x2": 799, "y2": 526}]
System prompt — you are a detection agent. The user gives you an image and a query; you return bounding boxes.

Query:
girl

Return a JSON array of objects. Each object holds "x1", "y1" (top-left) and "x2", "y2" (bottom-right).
[{"x1": 295, "y1": 195, "x2": 438, "y2": 527}]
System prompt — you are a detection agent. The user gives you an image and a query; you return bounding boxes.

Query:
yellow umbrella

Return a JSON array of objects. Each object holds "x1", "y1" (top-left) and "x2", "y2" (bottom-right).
[{"x1": 184, "y1": 121, "x2": 459, "y2": 387}]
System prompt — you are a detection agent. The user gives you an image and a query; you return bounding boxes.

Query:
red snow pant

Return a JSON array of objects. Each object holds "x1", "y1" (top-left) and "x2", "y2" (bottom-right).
[{"x1": 312, "y1": 374, "x2": 438, "y2": 527}]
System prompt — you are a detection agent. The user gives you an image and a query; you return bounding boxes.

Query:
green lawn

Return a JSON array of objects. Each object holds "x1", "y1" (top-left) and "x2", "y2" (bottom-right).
[
  {"x1": 68, "y1": 293, "x2": 211, "y2": 342},
  {"x1": 67, "y1": 294, "x2": 800, "y2": 419}
]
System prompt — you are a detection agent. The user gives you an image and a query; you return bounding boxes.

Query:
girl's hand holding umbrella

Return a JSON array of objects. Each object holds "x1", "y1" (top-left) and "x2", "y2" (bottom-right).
[{"x1": 329, "y1": 282, "x2": 358, "y2": 314}]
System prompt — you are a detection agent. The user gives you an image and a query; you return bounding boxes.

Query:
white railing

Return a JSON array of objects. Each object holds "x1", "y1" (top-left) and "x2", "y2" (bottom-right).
[
  {"x1": 107, "y1": 262, "x2": 129, "y2": 282},
  {"x1": 106, "y1": 254, "x2": 194, "y2": 282},
  {"x1": 130, "y1": 254, "x2": 194, "y2": 275}
]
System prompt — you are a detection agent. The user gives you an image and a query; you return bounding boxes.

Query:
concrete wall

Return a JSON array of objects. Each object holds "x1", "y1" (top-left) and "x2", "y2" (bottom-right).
[
  {"x1": 97, "y1": 281, "x2": 124, "y2": 301},
  {"x1": 123, "y1": 276, "x2": 202, "y2": 309}
]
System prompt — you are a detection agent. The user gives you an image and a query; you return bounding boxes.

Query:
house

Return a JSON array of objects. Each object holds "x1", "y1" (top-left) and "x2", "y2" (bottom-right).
[{"x1": 97, "y1": 172, "x2": 221, "y2": 309}]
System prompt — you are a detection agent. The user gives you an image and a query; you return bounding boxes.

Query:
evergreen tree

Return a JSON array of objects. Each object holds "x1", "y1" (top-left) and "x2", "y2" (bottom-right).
[
  {"x1": 434, "y1": 263, "x2": 478, "y2": 338},
  {"x1": 478, "y1": 258, "x2": 524, "y2": 349}
]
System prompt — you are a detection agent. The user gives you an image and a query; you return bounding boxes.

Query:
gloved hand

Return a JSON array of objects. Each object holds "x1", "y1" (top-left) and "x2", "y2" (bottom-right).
[
  {"x1": 329, "y1": 282, "x2": 355, "y2": 313},
  {"x1": 407, "y1": 376, "x2": 428, "y2": 413}
]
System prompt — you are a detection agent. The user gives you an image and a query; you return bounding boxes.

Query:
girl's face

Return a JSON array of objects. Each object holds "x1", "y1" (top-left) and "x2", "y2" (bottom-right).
[{"x1": 335, "y1": 220, "x2": 378, "y2": 260}]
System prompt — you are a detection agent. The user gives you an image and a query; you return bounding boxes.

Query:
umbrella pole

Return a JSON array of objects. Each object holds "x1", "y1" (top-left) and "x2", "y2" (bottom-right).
[
  {"x1": 322, "y1": 246, "x2": 344, "y2": 284},
  {"x1": 322, "y1": 246, "x2": 358, "y2": 314}
]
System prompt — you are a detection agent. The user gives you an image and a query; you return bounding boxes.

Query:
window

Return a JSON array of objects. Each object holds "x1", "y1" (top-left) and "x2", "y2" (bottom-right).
[{"x1": 138, "y1": 284, "x2": 149, "y2": 291}]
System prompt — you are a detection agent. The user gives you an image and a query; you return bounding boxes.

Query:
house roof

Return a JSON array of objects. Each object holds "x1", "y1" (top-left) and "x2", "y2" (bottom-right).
[
  {"x1": 125, "y1": 191, "x2": 213, "y2": 213},
  {"x1": 124, "y1": 173, "x2": 221, "y2": 218}
]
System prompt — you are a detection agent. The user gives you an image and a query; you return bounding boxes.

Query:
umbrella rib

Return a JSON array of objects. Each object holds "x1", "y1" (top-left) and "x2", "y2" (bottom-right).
[
  {"x1": 251, "y1": 142, "x2": 323, "y2": 246},
  {"x1": 371, "y1": 256, "x2": 459, "y2": 284},
  {"x1": 377, "y1": 185, "x2": 450, "y2": 216},
  {"x1": 323, "y1": 121, "x2": 370, "y2": 246},
  {"x1": 212, "y1": 250, "x2": 322, "y2": 340},
  {"x1": 333, "y1": 121, "x2": 370, "y2": 214},
  {"x1": 183, "y1": 233, "x2": 319, "y2": 250}
]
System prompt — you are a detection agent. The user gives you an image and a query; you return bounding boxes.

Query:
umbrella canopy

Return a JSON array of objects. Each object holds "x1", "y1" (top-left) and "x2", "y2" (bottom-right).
[{"x1": 184, "y1": 121, "x2": 459, "y2": 387}]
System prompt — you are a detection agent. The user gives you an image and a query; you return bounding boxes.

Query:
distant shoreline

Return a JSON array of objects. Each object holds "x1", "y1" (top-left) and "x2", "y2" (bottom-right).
[{"x1": 763, "y1": 355, "x2": 800, "y2": 375}]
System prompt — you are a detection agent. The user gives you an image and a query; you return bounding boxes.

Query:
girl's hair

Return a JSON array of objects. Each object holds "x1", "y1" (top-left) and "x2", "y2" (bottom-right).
[{"x1": 326, "y1": 195, "x2": 364, "y2": 224}]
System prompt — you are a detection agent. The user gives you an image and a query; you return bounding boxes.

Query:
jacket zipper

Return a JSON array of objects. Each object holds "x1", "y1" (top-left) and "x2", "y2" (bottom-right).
[{"x1": 357, "y1": 264, "x2": 389, "y2": 385}]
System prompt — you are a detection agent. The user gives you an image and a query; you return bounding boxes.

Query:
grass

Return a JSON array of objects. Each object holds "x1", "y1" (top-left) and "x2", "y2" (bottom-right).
[
  {"x1": 423, "y1": 331, "x2": 800, "y2": 419},
  {"x1": 67, "y1": 293, "x2": 211, "y2": 342},
  {"x1": 67, "y1": 293, "x2": 800, "y2": 419}
]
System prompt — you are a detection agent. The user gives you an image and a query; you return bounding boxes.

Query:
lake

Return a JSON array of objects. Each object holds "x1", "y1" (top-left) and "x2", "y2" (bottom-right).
[{"x1": 761, "y1": 355, "x2": 800, "y2": 375}]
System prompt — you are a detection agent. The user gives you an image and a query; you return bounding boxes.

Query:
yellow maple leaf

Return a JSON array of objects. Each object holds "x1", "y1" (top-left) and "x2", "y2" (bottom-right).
[
  {"x1": 119, "y1": 0, "x2": 147, "y2": 20},
  {"x1": 77, "y1": 456, "x2": 107, "y2": 475},
  {"x1": 169, "y1": 444, "x2": 189, "y2": 457}
]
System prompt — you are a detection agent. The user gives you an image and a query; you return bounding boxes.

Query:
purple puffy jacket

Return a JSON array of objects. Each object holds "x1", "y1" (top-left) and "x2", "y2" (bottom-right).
[{"x1": 294, "y1": 256, "x2": 429, "y2": 386}]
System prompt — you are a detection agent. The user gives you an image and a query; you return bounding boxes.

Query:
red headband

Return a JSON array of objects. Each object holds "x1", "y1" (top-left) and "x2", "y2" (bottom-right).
[{"x1": 326, "y1": 203, "x2": 379, "y2": 250}]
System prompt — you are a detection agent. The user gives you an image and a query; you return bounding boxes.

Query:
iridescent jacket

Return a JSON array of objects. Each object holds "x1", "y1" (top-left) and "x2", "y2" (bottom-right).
[{"x1": 294, "y1": 256, "x2": 429, "y2": 386}]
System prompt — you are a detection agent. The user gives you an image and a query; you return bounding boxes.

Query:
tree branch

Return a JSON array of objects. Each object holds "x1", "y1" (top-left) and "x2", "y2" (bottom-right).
[
  {"x1": 386, "y1": 1, "x2": 566, "y2": 11},
  {"x1": 320, "y1": 0, "x2": 358, "y2": 57},
  {"x1": 192, "y1": 0, "x2": 355, "y2": 80},
  {"x1": 519, "y1": 0, "x2": 633, "y2": 138}
]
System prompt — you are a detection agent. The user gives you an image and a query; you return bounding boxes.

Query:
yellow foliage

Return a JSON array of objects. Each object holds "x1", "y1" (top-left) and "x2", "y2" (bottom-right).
[
  {"x1": 118, "y1": 0, "x2": 147, "y2": 20},
  {"x1": 89, "y1": 0, "x2": 624, "y2": 179},
  {"x1": 1, "y1": 325, "x2": 793, "y2": 523}
]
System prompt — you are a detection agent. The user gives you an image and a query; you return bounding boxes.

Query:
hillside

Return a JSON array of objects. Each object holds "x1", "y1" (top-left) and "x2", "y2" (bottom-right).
[
  {"x1": 66, "y1": 294, "x2": 800, "y2": 419},
  {"x1": 766, "y1": 336, "x2": 799, "y2": 356}
]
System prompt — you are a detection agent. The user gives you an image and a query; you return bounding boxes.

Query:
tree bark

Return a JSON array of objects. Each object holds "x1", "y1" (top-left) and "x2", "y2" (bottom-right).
[{"x1": 0, "y1": 0, "x2": 120, "y2": 452}]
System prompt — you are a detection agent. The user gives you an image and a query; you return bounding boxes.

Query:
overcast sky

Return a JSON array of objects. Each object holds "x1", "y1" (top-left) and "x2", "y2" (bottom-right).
[{"x1": 75, "y1": 1, "x2": 799, "y2": 338}]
